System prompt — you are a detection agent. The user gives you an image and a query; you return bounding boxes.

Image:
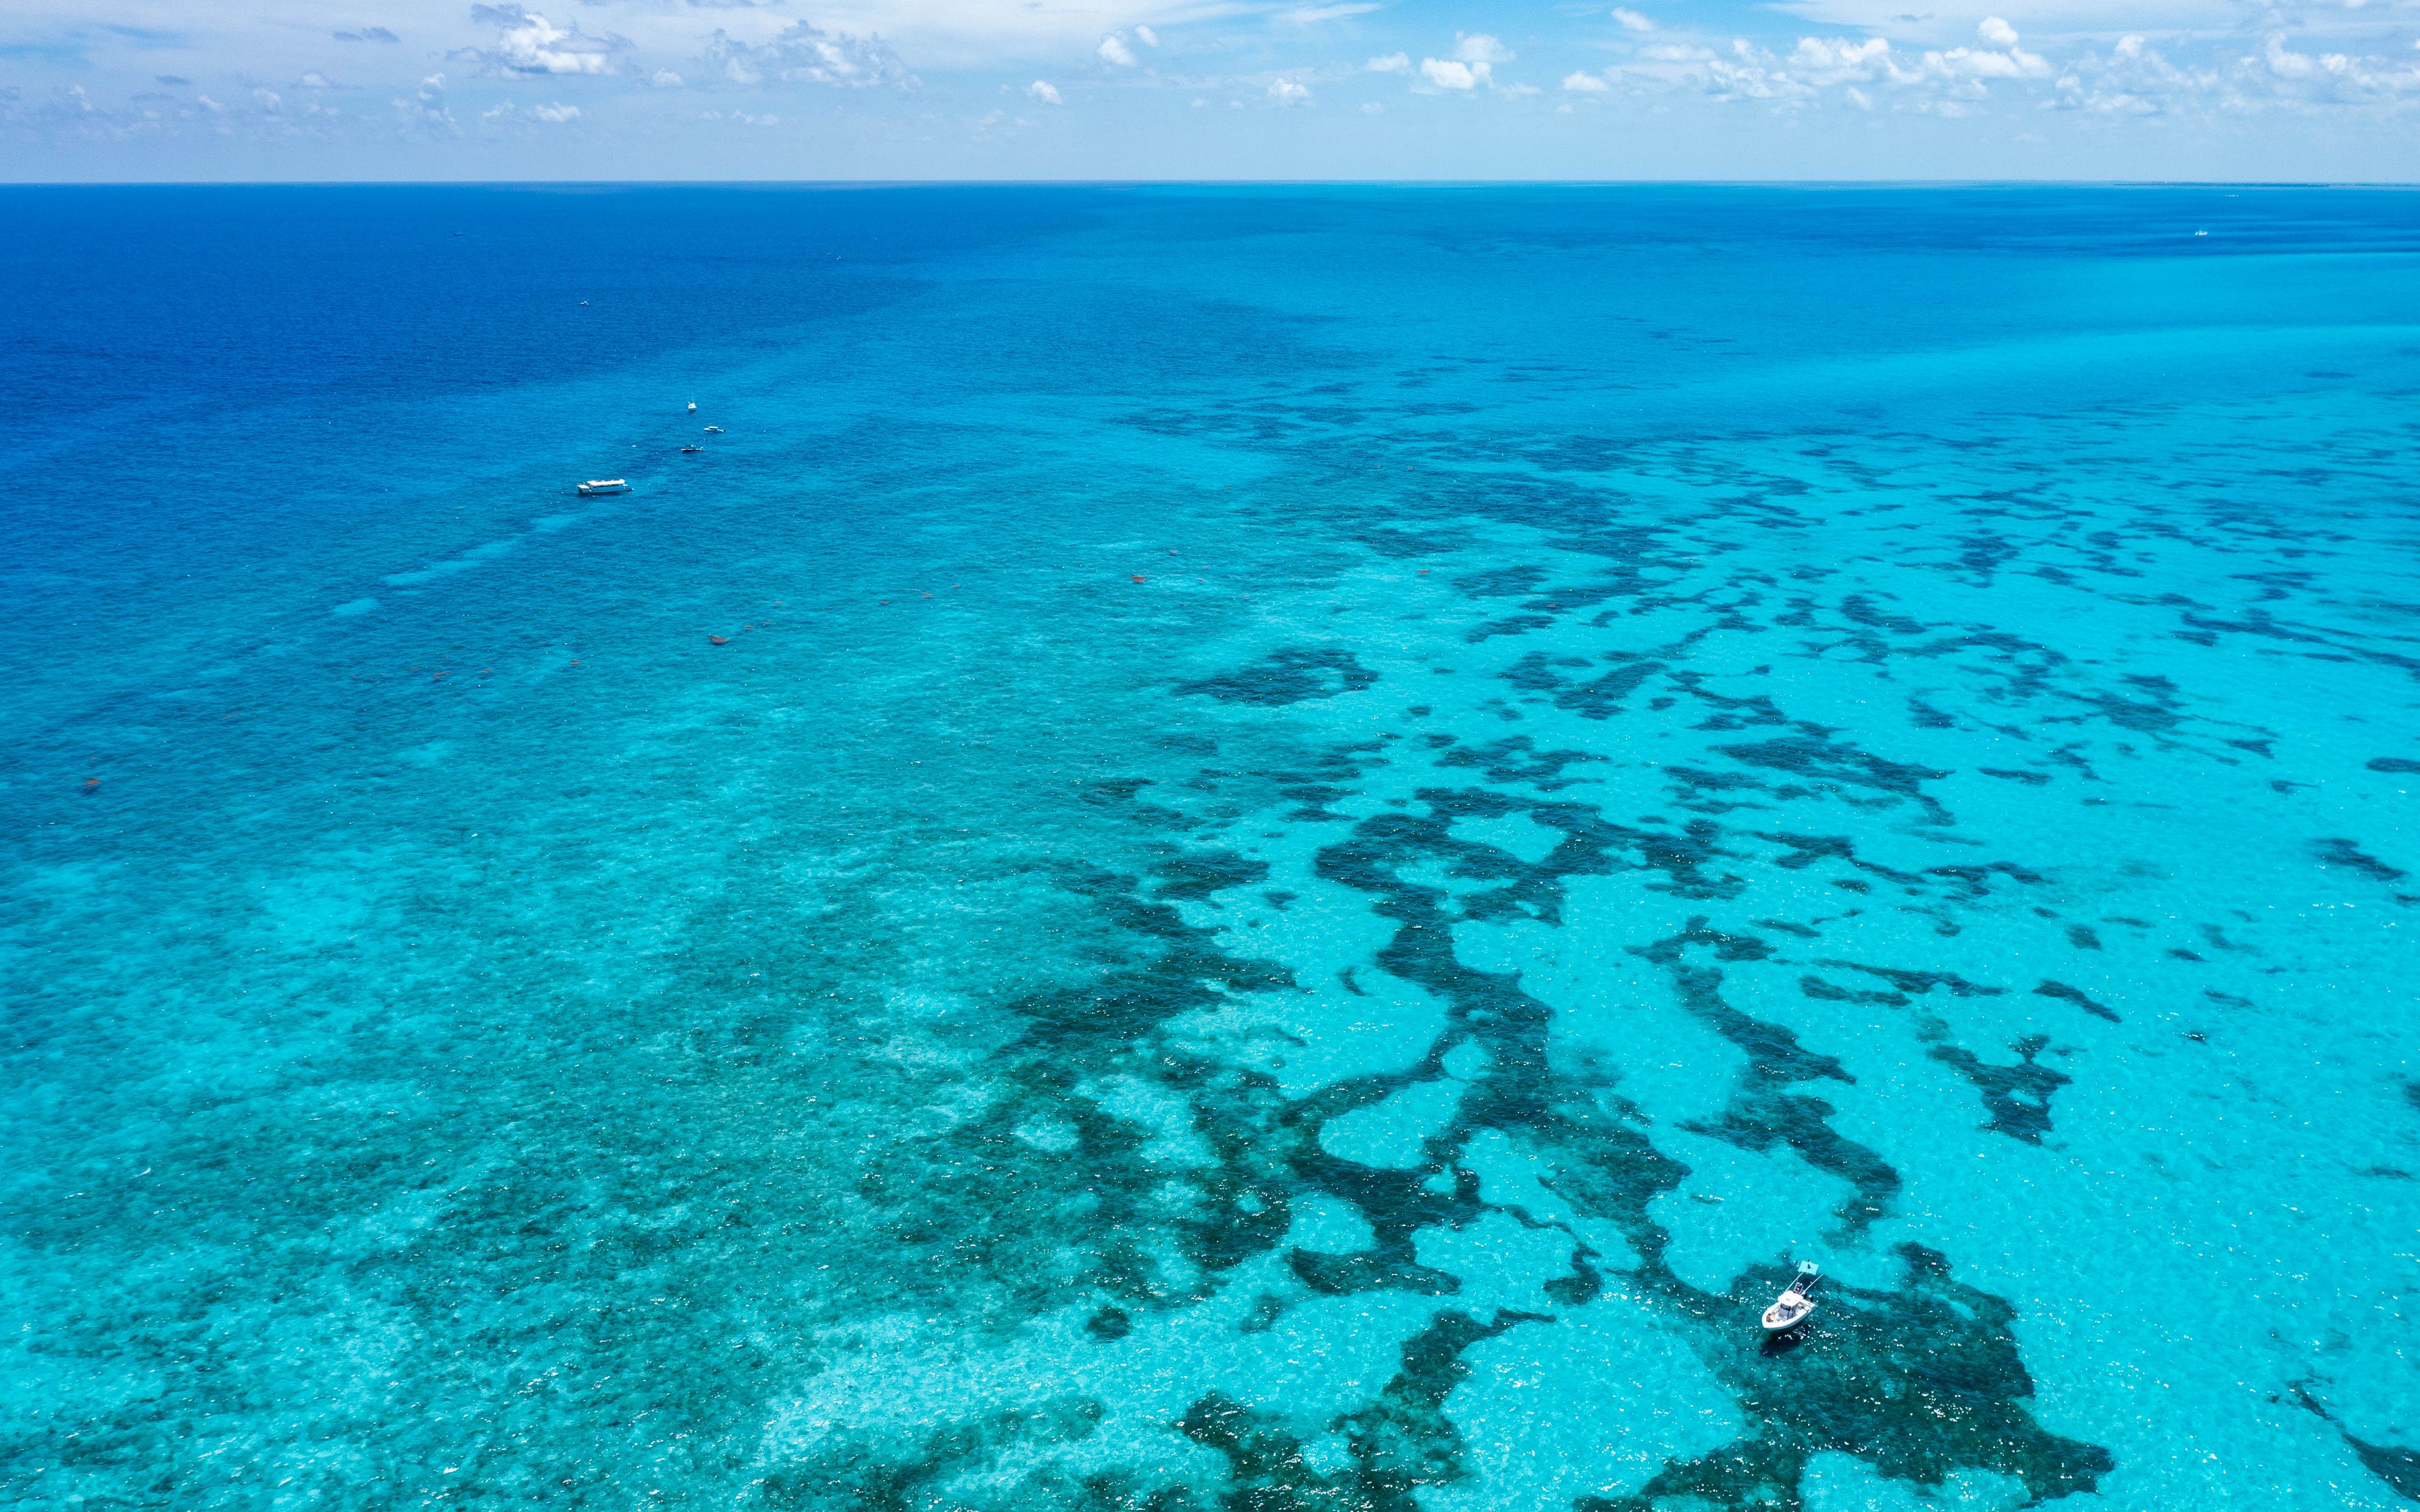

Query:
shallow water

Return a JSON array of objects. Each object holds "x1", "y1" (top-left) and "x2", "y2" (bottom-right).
[{"x1": 5, "y1": 184, "x2": 2420, "y2": 1509}]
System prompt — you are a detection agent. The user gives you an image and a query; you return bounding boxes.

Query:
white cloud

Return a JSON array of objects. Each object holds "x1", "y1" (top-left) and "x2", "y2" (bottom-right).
[
  {"x1": 1601, "y1": 14, "x2": 2094, "y2": 112},
  {"x1": 772, "y1": 0, "x2": 1187, "y2": 64},
  {"x1": 1416, "y1": 33, "x2": 1510, "y2": 91},
  {"x1": 1792, "y1": 37, "x2": 1888, "y2": 73},
  {"x1": 700, "y1": 23, "x2": 910, "y2": 88},
  {"x1": 391, "y1": 72, "x2": 453, "y2": 133},
  {"x1": 1455, "y1": 33, "x2": 1512, "y2": 66},
  {"x1": 21, "y1": 0, "x2": 2420, "y2": 164},
  {"x1": 1702, "y1": 42, "x2": 1818, "y2": 101},
  {"x1": 2266, "y1": 35, "x2": 2324, "y2": 79},
  {"x1": 2250, "y1": 32, "x2": 2420, "y2": 101},
  {"x1": 458, "y1": 6, "x2": 628, "y2": 77},
  {"x1": 1896, "y1": 18, "x2": 2046, "y2": 83},
  {"x1": 1361, "y1": 100, "x2": 1381, "y2": 112},
  {"x1": 1916, "y1": 38, "x2": 2049, "y2": 81}
]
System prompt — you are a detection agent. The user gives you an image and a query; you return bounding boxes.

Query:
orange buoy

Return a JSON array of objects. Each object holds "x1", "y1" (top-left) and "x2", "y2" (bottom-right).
[
  {"x1": 710, "y1": 636, "x2": 729, "y2": 645},
  {"x1": 1131, "y1": 575, "x2": 1146, "y2": 583}
]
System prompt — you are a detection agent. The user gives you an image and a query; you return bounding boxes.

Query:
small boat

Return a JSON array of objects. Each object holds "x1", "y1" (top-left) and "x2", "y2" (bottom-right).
[
  {"x1": 1761, "y1": 1262, "x2": 1820, "y2": 1332},
  {"x1": 681, "y1": 445, "x2": 701, "y2": 454},
  {"x1": 703, "y1": 426, "x2": 724, "y2": 434},
  {"x1": 687, "y1": 402, "x2": 697, "y2": 412},
  {"x1": 577, "y1": 479, "x2": 631, "y2": 496}
]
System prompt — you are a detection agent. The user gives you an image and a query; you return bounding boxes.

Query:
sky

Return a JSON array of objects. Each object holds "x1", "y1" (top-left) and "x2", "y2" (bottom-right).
[{"x1": 3, "y1": 0, "x2": 2417, "y2": 181}]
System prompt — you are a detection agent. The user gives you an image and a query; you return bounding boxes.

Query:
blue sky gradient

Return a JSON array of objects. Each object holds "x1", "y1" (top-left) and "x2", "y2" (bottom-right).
[{"x1": 4, "y1": 0, "x2": 2417, "y2": 180}]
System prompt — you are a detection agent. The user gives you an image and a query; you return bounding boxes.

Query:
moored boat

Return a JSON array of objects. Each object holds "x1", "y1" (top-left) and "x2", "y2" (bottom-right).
[
  {"x1": 1761, "y1": 1262, "x2": 1820, "y2": 1332},
  {"x1": 578, "y1": 478, "x2": 631, "y2": 496}
]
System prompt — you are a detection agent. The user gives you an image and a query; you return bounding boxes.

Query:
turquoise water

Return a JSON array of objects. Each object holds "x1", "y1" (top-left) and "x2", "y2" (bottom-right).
[{"x1": 5, "y1": 184, "x2": 2420, "y2": 1509}]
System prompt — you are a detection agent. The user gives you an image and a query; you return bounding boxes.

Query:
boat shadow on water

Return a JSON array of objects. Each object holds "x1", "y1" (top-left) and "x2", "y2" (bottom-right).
[{"x1": 1760, "y1": 1322, "x2": 1816, "y2": 1359}]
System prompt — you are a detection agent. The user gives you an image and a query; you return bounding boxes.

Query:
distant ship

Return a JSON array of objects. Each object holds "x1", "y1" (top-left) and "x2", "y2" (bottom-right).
[{"x1": 578, "y1": 479, "x2": 631, "y2": 496}]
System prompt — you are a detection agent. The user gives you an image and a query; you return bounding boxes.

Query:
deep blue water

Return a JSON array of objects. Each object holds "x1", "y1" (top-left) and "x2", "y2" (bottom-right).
[{"x1": 5, "y1": 184, "x2": 2420, "y2": 1510}]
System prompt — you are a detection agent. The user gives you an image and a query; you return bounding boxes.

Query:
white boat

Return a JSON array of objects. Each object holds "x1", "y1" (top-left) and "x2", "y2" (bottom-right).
[
  {"x1": 1761, "y1": 1262, "x2": 1820, "y2": 1332},
  {"x1": 687, "y1": 402, "x2": 697, "y2": 412},
  {"x1": 703, "y1": 426, "x2": 724, "y2": 434},
  {"x1": 577, "y1": 479, "x2": 631, "y2": 496}
]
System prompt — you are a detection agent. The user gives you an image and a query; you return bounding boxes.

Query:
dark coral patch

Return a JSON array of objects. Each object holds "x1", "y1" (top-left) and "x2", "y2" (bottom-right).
[
  {"x1": 1175, "y1": 1308, "x2": 1549, "y2": 1512},
  {"x1": 1928, "y1": 1034, "x2": 2068, "y2": 1143},
  {"x1": 1180, "y1": 648, "x2": 1380, "y2": 706},
  {"x1": 1586, "y1": 1247, "x2": 2114, "y2": 1512},
  {"x1": 1718, "y1": 734, "x2": 1955, "y2": 822},
  {"x1": 2315, "y1": 837, "x2": 2407, "y2": 883},
  {"x1": 802, "y1": 740, "x2": 2115, "y2": 1511},
  {"x1": 2036, "y1": 979, "x2": 2119, "y2": 1022},
  {"x1": 2344, "y1": 1434, "x2": 2420, "y2": 1502},
  {"x1": 1434, "y1": 734, "x2": 1606, "y2": 790},
  {"x1": 1501, "y1": 650, "x2": 1667, "y2": 719}
]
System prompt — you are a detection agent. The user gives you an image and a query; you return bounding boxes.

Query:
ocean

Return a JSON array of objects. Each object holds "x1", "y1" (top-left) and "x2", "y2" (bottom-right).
[{"x1": 3, "y1": 183, "x2": 2419, "y2": 1510}]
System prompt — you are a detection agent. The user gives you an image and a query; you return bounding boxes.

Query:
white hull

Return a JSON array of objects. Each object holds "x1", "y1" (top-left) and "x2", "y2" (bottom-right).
[
  {"x1": 1761, "y1": 1262, "x2": 1821, "y2": 1332},
  {"x1": 1761, "y1": 1295, "x2": 1815, "y2": 1331}
]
